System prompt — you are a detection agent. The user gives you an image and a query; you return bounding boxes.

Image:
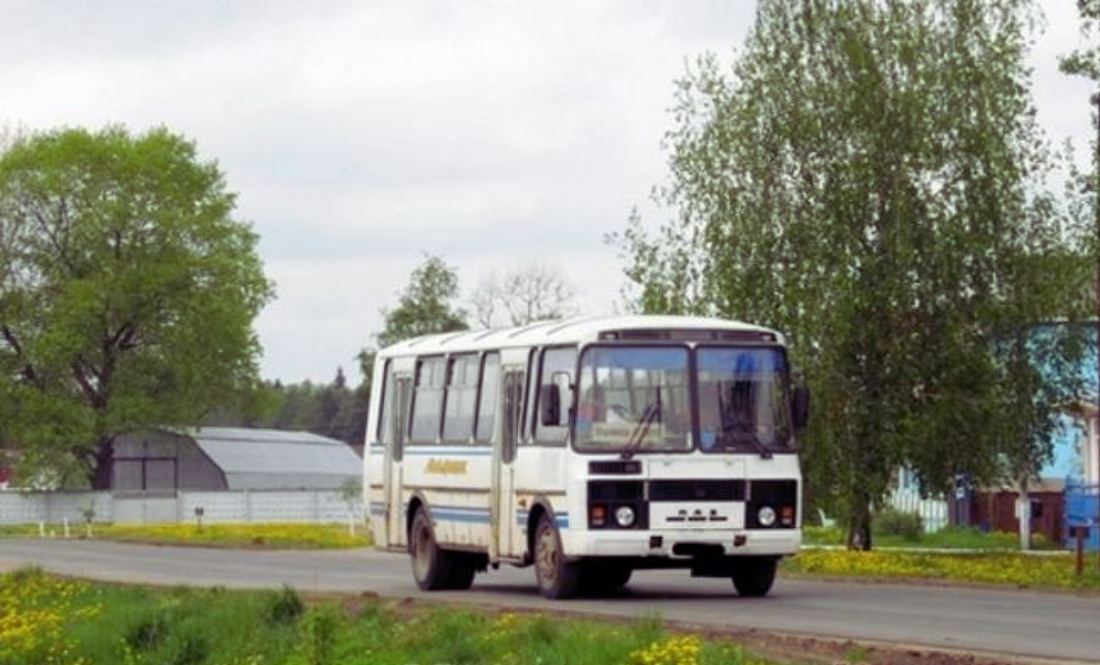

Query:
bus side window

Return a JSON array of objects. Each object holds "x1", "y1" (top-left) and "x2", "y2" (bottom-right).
[
  {"x1": 522, "y1": 348, "x2": 538, "y2": 444},
  {"x1": 474, "y1": 353, "x2": 501, "y2": 442},
  {"x1": 378, "y1": 361, "x2": 407, "y2": 462},
  {"x1": 375, "y1": 359, "x2": 391, "y2": 444},
  {"x1": 502, "y1": 370, "x2": 524, "y2": 463},
  {"x1": 534, "y1": 346, "x2": 576, "y2": 443},
  {"x1": 410, "y1": 357, "x2": 446, "y2": 443},
  {"x1": 443, "y1": 354, "x2": 478, "y2": 442}
]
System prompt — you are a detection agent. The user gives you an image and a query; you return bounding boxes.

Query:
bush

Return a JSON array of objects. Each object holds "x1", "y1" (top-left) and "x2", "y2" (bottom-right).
[
  {"x1": 875, "y1": 507, "x2": 923, "y2": 542},
  {"x1": 125, "y1": 612, "x2": 170, "y2": 652},
  {"x1": 264, "y1": 585, "x2": 303, "y2": 625}
]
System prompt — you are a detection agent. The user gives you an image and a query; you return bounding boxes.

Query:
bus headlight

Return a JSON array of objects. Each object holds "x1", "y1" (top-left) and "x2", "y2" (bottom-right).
[
  {"x1": 614, "y1": 505, "x2": 636, "y2": 528},
  {"x1": 757, "y1": 505, "x2": 777, "y2": 528}
]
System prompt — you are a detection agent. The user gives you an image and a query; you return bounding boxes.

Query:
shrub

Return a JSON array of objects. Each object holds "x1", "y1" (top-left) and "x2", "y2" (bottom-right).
[
  {"x1": 125, "y1": 612, "x2": 170, "y2": 651},
  {"x1": 875, "y1": 507, "x2": 923, "y2": 542},
  {"x1": 264, "y1": 586, "x2": 303, "y2": 625}
]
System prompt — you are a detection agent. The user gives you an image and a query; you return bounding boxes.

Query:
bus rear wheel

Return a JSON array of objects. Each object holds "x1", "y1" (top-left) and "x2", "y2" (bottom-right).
[
  {"x1": 534, "y1": 513, "x2": 580, "y2": 599},
  {"x1": 731, "y1": 557, "x2": 778, "y2": 597},
  {"x1": 444, "y1": 552, "x2": 477, "y2": 590},
  {"x1": 410, "y1": 508, "x2": 453, "y2": 590}
]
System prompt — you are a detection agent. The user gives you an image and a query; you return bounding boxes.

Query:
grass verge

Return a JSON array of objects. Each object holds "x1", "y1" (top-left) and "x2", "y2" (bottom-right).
[
  {"x1": 0, "y1": 522, "x2": 369, "y2": 549},
  {"x1": 784, "y1": 548, "x2": 1100, "y2": 590},
  {"x1": 802, "y1": 525, "x2": 1063, "y2": 551},
  {"x1": 0, "y1": 568, "x2": 785, "y2": 665}
]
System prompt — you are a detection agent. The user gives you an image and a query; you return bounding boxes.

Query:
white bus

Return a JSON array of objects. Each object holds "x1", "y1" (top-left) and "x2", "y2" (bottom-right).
[{"x1": 364, "y1": 315, "x2": 809, "y2": 599}]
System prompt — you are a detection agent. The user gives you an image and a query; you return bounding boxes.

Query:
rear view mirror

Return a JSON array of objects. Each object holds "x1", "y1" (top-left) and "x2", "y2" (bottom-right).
[
  {"x1": 540, "y1": 371, "x2": 573, "y2": 426},
  {"x1": 540, "y1": 384, "x2": 561, "y2": 425}
]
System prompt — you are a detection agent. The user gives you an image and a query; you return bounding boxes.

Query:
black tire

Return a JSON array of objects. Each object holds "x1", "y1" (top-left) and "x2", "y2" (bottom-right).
[
  {"x1": 583, "y1": 561, "x2": 632, "y2": 593},
  {"x1": 409, "y1": 508, "x2": 451, "y2": 590},
  {"x1": 533, "y1": 512, "x2": 580, "y2": 599},
  {"x1": 731, "y1": 557, "x2": 778, "y2": 597},
  {"x1": 444, "y1": 552, "x2": 477, "y2": 590}
]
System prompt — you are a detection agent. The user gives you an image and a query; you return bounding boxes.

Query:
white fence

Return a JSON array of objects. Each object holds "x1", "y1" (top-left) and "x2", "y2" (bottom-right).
[
  {"x1": 888, "y1": 491, "x2": 949, "y2": 532},
  {"x1": 0, "y1": 489, "x2": 364, "y2": 526}
]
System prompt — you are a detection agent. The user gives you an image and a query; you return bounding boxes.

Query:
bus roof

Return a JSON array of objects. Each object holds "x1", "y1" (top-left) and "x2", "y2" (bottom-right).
[{"x1": 377, "y1": 314, "x2": 783, "y2": 357}]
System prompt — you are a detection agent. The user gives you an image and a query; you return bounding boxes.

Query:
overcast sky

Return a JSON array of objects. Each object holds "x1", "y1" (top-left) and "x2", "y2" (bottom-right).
[{"x1": 2, "y1": 1, "x2": 1095, "y2": 384}]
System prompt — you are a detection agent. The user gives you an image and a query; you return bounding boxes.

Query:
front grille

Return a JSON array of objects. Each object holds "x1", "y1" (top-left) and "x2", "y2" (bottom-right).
[
  {"x1": 589, "y1": 460, "x2": 643, "y2": 475},
  {"x1": 589, "y1": 481, "x2": 645, "y2": 501},
  {"x1": 649, "y1": 480, "x2": 745, "y2": 502},
  {"x1": 748, "y1": 479, "x2": 797, "y2": 504}
]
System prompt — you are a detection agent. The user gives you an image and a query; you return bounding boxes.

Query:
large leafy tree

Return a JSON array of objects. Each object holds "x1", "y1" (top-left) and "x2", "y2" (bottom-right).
[
  {"x1": 375, "y1": 253, "x2": 468, "y2": 348},
  {"x1": 618, "y1": 0, "x2": 1085, "y2": 547},
  {"x1": 1061, "y1": 0, "x2": 1100, "y2": 429},
  {"x1": 0, "y1": 126, "x2": 273, "y2": 488}
]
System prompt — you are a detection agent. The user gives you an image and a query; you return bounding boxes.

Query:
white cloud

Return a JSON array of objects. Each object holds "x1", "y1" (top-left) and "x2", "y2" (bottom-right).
[{"x1": 2, "y1": 1, "x2": 1094, "y2": 383}]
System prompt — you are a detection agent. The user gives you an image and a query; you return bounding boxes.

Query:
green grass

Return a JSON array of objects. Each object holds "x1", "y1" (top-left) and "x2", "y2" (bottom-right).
[
  {"x1": 0, "y1": 522, "x2": 370, "y2": 549},
  {"x1": 0, "y1": 568, "x2": 784, "y2": 665},
  {"x1": 802, "y1": 524, "x2": 1063, "y2": 551},
  {"x1": 783, "y1": 547, "x2": 1100, "y2": 591}
]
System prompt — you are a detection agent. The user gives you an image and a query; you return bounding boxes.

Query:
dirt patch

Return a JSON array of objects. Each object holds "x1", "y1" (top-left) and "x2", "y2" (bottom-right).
[{"x1": 727, "y1": 630, "x2": 1060, "y2": 665}]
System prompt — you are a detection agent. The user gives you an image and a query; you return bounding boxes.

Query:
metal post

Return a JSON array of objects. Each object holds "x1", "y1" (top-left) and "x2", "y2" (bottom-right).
[{"x1": 1076, "y1": 526, "x2": 1085, "y2": 577}]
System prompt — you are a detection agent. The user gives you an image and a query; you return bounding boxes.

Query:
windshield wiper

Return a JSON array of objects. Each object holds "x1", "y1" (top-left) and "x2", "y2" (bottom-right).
[
  {"x1": 720, "y1": 419, "x2": 772, "y2": 460},
  {"x1": 715, "y1": 385, "x2": 772, "y2": 459},
  {"x1": 621, "y1": 393, "x2": 662, "y2": 460}
]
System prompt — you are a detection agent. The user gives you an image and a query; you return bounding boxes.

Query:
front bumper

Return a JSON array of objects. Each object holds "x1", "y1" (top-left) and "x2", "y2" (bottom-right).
[{"x1": 561, "y1": 527, "x2": 800, "y2": 558}]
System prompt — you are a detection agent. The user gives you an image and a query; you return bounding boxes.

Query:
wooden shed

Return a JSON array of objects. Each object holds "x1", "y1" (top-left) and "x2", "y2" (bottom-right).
[{"x1": 962, "y1": 478, "x2": 1066, "y2": 544}]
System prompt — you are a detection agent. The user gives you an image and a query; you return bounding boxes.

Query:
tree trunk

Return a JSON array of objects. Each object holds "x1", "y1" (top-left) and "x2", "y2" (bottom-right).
[
  {"x1": 89, "y1": 437, "x2": 114, "y2": 490},
  {"x1": 846, "y1": 490, "x2": 874, "y2": 551},
  {"x1": 1016, "y1": 475, "x2": 1031, "y2": 551}
]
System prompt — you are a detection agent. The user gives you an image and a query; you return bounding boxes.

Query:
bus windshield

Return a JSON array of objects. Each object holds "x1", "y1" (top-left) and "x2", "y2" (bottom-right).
[
  {"x1": 696, "y1": 347, "x2": 791, "y2": 453},
  {"x1": 574, "y1": 346, "x2": 691, "y2": 455},
  {"x1": 573, "y1": 344, "x2": 792, "y2": 455}
]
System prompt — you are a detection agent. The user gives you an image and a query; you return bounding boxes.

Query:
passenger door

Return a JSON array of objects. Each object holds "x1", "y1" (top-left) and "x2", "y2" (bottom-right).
[
  {"x1": 492, "y1": 369, "x2": 524, "y2": 559},
  {"x1": 384, "y1": 375, "x2": 411, "y2": 548}
]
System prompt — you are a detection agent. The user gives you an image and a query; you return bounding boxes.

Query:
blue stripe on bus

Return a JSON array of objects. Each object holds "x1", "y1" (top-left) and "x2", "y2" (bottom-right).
[
  {"x1": 515, "y1": 509, "x2": 569, "y2": 529},
  {"x1": 370, "y1": 503, "x2": 570, "y2": 529},
  {"x1": 429, "y1": 506, "x2": 491, "y2": 524}
]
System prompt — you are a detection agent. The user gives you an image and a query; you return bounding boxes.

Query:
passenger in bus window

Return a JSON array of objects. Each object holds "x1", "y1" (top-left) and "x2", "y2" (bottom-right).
[
  {"x1": 724, "y1": 380, "x2": 754, "y2": 430},
  {"x1": 700, "y1": 382, "x2": 755, "y2": 450},
  {"x1": 576, "y1": 386, "x2": 629, "y2": 440}
]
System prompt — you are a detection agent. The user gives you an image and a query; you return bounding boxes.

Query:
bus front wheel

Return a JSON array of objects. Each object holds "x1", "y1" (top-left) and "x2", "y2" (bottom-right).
[
  {"x1": 731, "y1": 557, "x2": 778, "y2": 597},
  {"x1": 533, "y1": 513, "x2": 580, "y2": 599},
  {"x1": 583, "y1": 561, "x2": 632, "y2": 593}
]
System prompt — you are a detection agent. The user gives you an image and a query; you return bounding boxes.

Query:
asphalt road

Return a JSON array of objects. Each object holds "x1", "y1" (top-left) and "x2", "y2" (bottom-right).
[{"x1": 2, "y1": 538, "x2": 1099, "y2": 664}]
